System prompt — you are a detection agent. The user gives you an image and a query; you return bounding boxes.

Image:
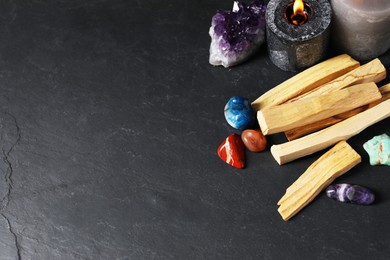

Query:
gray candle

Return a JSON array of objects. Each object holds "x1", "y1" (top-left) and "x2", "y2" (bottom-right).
[
  {"x1": 266, "y1": 0, "x2": 332, "y2": 72},
  {"x1": 330, "y1": 0, "x2": 390, "y2": 61}
]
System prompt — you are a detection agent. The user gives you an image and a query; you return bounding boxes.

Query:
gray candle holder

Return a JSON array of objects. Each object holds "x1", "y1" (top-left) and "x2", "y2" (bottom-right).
[{"x1": 266, "y1": 0, "x2": 332, "y2": 72}]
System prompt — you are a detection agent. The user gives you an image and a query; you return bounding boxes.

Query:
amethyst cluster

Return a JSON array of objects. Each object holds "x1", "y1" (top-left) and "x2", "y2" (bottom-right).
[{"x1": 209, "y1": 0, "x2": 267, "y2": 67}]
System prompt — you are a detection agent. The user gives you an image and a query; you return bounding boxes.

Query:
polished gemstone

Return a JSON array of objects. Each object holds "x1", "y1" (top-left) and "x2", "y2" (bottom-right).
[
  {"x1": 326, "y1": 184, "x2": 375, "y2": 205},
  {"x1": 241, "y1": 129, "x2": 267, "y2": 152},
  {"x1": 224, "y1": 96, "x2": 255, "y2": 130},
  {"x1": 209, "y1": 0, "x2": 267, "y2": 67},
  {"x1": 217, "y1": 133, "x2": 245, "y2": 169},
  {"x1": 363, "y1": 134, "x2": 390, "y2": 166}
]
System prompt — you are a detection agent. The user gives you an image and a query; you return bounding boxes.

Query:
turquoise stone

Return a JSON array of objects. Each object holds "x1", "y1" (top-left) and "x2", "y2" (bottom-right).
[
  {"x1": 224, "y1": 96, "x2": 255, "y2": 130},
  {"x1": 363, "y1": 134, "x2": 390, "y2": 166}
]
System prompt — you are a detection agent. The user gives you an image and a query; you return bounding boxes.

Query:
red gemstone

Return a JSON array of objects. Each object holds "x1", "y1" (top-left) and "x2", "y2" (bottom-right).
[
  {"x1": 217, "y1": 134, "x2": 245, "y2": 169},
  {"x1": 241, "y1": 129, "x2": 267, "y2": 152}
]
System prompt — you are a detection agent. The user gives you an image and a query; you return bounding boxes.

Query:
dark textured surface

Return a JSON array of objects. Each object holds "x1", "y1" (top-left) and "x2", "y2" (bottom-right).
[{"x1": 0, "y1": 0, "x2": 389, "y2": 259}]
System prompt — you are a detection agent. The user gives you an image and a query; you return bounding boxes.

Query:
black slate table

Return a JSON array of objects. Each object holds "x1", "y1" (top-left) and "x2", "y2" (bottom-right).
[{"x1": 0, "y1": 1, "x2": 389, "y2": 259}]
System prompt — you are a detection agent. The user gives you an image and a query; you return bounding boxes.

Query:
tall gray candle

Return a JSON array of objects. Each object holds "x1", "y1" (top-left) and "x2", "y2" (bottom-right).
[
  {"x1": 266, "y1": 0, "x2": 332, "y2": 72},
  {"x1": 330, "y1": 0, "x2": 390, "y2": 61}
]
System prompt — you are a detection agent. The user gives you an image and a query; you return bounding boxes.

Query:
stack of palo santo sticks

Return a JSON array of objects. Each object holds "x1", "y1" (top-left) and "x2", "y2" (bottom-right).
[{"x1": 251, "y1": 54, "x2": 390, "y2": 221}]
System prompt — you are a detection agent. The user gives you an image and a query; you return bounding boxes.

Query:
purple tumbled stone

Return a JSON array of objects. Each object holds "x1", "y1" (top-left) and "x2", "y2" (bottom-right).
[
  {"x1": 209, "y1": 0, "x2": 267, "y2": 67},
  {"x1": 326, "y1": 184, "x2": 375, "y2": 205}
]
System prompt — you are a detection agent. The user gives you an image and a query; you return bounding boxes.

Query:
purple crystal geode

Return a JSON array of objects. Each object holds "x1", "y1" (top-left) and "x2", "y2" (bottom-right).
[{"x1": 209, "y1": 0, "x2": 267, "y2": 68}]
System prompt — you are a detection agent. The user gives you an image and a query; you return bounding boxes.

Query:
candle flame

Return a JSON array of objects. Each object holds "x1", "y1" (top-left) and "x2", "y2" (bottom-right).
[
  {"x1": 293, "y1": 0, "x2": 305, "y2": 16},
  {"x1": 286, "y1": 0, "x2": 308, "y2": 26}
]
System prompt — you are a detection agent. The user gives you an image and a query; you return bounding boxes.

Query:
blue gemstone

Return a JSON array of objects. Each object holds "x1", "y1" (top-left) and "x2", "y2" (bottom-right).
[
  {"x1": 224, "y1": 96, "x2": 255, "y2": 130},
  {"x1": 326, "y1": 184, "x2": 375, "y2": 205}
]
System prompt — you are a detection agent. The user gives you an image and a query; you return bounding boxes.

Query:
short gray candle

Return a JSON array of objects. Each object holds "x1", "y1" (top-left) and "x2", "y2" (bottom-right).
[{"x1": 266, "y1": 0, "x2": 332, "y2": 72}]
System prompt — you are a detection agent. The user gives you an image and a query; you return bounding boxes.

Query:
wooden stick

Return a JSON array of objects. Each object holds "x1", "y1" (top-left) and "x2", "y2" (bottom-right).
[
  {"x1": 288, "y1": 58, "x2": 386, "y2": 102},
  {"x1": 257, "y1": 82, "x2": 381, "y2": 135},
  {"x1": 251, "y1": 54, "x2": 360, "y2": 111},
  {"x1": 277, "y1": 141, "x2": 361, "y2": 221},
  {"x1": 270, "y1": 98, "x2": 390, "y2": 165},
  {"x1": 277, "y1": 141, "x2": 360, "y2": 206},
  {"x1": 285, "y1": 83, "x2": 390, "y2": 140}
]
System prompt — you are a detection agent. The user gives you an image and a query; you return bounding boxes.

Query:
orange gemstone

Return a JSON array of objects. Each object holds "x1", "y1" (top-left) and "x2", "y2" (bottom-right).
[{"x1": 241, "y1": 129, "x2": 267, "y2": 152}]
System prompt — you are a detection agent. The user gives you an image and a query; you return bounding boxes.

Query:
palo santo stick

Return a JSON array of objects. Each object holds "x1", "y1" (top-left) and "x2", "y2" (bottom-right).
[
  {"x1": 270, "y1": 98, "x2": 390, "y2": 165},
  {"x1": 285, "y1": 83, "x2": 390, "y2": 140},
  {"x1": 288, "y1": 58, "x2": 386, "y2": 102},
  {"x1": 258, "y1": 82, "x2": 381, "y2": 135},
  {"x1": 251, "y1": 54, "x2": 359, "y2": 111},
  {"x1": 277, "y1": 141, "x2": 361, "y2": 221},
  {"x1": 277, "y1": 142, "x2": 360, "y2": 207}
]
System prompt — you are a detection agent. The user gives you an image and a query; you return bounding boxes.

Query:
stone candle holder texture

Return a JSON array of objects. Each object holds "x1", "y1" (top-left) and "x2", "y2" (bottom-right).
[{"x1": 266, "y1": 0, "x2": 332, "y2": 72}]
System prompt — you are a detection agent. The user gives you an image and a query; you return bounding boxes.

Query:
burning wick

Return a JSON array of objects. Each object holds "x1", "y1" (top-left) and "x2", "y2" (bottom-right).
[{"x1": 285, "y1": 0, "x2": 310, "y2": 26}]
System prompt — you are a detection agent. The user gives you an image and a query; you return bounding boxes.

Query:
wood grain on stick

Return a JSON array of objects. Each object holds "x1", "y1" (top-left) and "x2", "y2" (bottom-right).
[
  {"x1": 251, "y1": 54, "x2": 360, "y2": 111},
  {"x1": 257, "y1": 82, "x2": 381, "y2": 135},
  {"x1": 288, "y1": 58, "x2": 386, "y2": 102},
  {"x1": 277, "y1": 141, "x2": 361, "y2": 221},
  {"x1": 270, "y1": 99, "x2": 390, "y2": 165},
  {"x1": 285, "y1": 83, "x2": 390, "y2": 140}
]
